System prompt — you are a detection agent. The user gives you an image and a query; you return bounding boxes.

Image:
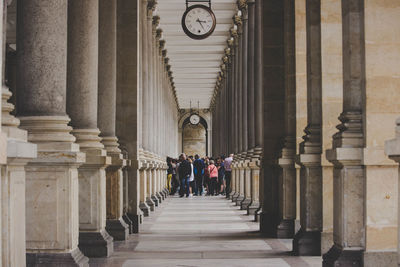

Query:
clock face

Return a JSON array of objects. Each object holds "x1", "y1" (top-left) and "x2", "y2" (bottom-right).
[
  {"x1": 182, "y1": 5, "x2": 216, "y2": 40},
  {"x1": 190, "y1": 114, "x2": 200, "y2": 125}
]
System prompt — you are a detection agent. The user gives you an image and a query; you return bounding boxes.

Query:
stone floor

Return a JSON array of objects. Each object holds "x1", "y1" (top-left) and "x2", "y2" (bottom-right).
[{"x1": 90, "y1": 196, "x2": 322, "y2": 267}]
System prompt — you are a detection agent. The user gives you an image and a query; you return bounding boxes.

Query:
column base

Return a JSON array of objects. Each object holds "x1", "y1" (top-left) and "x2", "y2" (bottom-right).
[
  {"x1": 322, "y1": 244, "x2": 362, "y2": 267},
  {"x1": 26, "y1": 248, "x2": 89, "y2": 267},
  {"x1": 78, "y1": 230, "x2": 113, "y2": 258},
  {"x1": 254, "y1": 208, "x2": 261, "y2": 222},
  {"x1": 247, "y1": 202, "x2": 260, "y2": 215},
  {"x1": 293, "y1": 229, "x2": 321, "y2": 256},
  {"x1": 163, "y1": 188, "x2": 169, "y2": 197},
  {"x1": 122, "y1": 213, "x2": 134, "y2": 234},
  {"x1": 235, "y1": 195, "x2": 245, "y2": 206},
  {"x1": 105, "y1": 219, "x2": 129, "y2": 241},
  {"x1": 126, "y1": 213, "x2": 141, "y2": 234},
  {"x1": 146, "y1": 197, "x2": 155, "y2": 211},
  {"x1": 151, "y1": 194, "x2": 160, "y2": 206},
  {"x1": 240, "y1": 198, "x2": 252, "y2": 210},
  {"x1": 156, "y1": 191, "x2": 163, "y2": 202},
  {"x1": 231, "y1": 192, "x2": 240, "y2": 202},
  {"x1": 260, "y1": 212, "x2": 295, "y2": 238},
  {"x1": 276, "y1": 219, "x2": 295, "y2": 238},
  {"x1": 140, "y1": 201, "x2": 151, "y2": 217}
]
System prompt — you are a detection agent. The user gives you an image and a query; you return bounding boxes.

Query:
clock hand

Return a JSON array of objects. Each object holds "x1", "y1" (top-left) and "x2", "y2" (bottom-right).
[{"x1": 196, "y1": 18, "x2": 205, "y2": 30}]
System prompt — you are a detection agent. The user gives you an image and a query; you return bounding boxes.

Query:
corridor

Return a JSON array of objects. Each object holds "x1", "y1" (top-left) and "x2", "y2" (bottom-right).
[{"x1": 90, "y1": 196, "x2": 321, "y2": 267}]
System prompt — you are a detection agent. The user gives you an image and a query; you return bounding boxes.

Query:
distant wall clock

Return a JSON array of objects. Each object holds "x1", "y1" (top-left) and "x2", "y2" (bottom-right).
[
  {"x1": 189, "y1": 114, "x2": 201, "y2": 125},
  {"x1": 182, "y1": 1, "x2": 216, "y2": 40}
]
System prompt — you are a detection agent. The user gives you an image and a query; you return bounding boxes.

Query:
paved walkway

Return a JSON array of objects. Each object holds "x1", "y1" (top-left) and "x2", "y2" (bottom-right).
[{"x1": 90, "y1": 196, "x2": 321, "y2": 267}]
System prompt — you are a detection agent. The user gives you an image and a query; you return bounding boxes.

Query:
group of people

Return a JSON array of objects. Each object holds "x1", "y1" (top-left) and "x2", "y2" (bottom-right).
[{"x1": 166, "y1": 153, "x2": 233, "y2": 198}]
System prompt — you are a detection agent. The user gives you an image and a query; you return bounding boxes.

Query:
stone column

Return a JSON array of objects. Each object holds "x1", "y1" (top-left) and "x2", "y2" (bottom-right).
[
  {"x1": 259, "y1": 0, "x2": 286, "y2": 237},
  {"x1": 293, "y1": 0, "x2": 322, "y2": 255},
  {"x1": 276, "y1": 0, "x2": 297, "y2": 238},
  {"x1": 234, "y1": 13, "x2": 245, "y2": 205},
  {"x1": 67, "y1": 0, "x2": 113, "y2": 257},
  {"x1": 1, "y1": 2, "x2": 37, "y2": 266},
  {"x1": 385, "y1": 119, "x2": 400, "y2": 266},
  {"x1": 17, "y1": 1, "x2": 88, "y2": 265},
  {"x1": 247, "y1": 0, "x2": 261, "y2": 216},
  {"x1": 239, "y1": 2, "x2": 252, "y2": 210},
  {"x1": 230, "y1": 28, "x2": 239, "y2": 200},
  {"x1": 98, "y1": 0, "x2": 129, "y2": 242},
  {"x1": 252, "y1": 0, "x2": 263, "y2": 220},
  {"x1": 117, "y1": 0, "x2": 142, "y2": 233},
  {"x1": 146, "y1": 167, "x2": 155, "y2": 211},
  {"x1": 323, "y1": 0, "x2": 365, "y2": 265},
  {"x1": 139, "y1": 0, "x2": 151, "y2": 217}
]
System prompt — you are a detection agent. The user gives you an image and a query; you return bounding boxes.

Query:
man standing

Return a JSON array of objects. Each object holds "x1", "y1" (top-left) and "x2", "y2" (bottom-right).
[
  {"x1": 178, "y1": 153, "x2": 191, "y2": 197},
  {"x1": 193, "y1": 154, "x2": 205, "y2": 196},
  {"x1": 224, "y1": 154, "x2": 233, "y2": 198}
]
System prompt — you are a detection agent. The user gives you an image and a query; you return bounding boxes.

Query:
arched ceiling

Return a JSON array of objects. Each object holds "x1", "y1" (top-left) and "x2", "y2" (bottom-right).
[{"x1": 157, "y1": 0, "x2": 237, "y2": 109}]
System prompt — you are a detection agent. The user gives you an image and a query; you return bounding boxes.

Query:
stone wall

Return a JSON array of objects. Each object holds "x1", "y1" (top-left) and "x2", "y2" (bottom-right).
[{"x1": 183, "y1": 124, "x2": 206, "y2": 157}]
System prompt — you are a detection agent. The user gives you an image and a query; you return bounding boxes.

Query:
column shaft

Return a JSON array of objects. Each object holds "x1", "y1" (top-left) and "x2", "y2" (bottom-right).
[
  {"x1": 323, "y1": 0, "x2": 365, "y2": 265},
  {"x1": 17, "y1": 1, "x2": 88, "y2": 265},
  {"x1": 293, "y1": 0, "x2": 323, "y2": 256},
  {"x1": 99, "y1": 0, "x2": 129, "y2": 242}
]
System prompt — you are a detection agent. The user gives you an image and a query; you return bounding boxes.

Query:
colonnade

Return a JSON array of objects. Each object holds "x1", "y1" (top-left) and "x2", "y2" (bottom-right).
[
  {"x1": 0, "y1": 0, "x2": 179, "y2": 266},
  {"x1": 137, "y1": 0, "x2": 179, "y2": 217},
  {"x1": 212, "y1": 0, "x2": 400, "y2": 266},
  {"x1": 211, "y1": 0, "x2": 263, "y2": 218}
]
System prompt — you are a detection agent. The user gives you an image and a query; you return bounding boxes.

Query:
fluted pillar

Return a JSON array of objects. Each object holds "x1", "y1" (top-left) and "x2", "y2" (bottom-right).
[
  {"x1": 234, "y1": 13, "x2": 245, "y2": 205},
  {"x1": 276, "y1": 0, "x2": 297, "y2": 238},
  {"x1": 323, "y1": 0, "x2": 365, "y2": 265},
  {"x1": 259, "y1": 0, "x2": 286, "y2": 237},
  {"x1": 292, "y1": 0, "x2": 322, "y2": 256},
  {"x1": 252, "y1": 0, "x2": 263, "y2": 221},
  {"x1": 117, "y1": 0, "x2": 142, "y2": 233},
  {"x1": 239, "y1": 1, "x2": 252, "y2": 210},
  {"x1": 1, "y1": 2, "x2": 37, "y2": 266},
  {"x1": 139, "y1": 0, "x2": 151, "y2": 216},
  {"x1": 17, "y1": 1, "x2": 88, "y2": 265},
  {"x1": 98, "y1": 0, "x2": 129, "y2": 242},
  {"x1": 67, "y1": 0, "x2": 113, "y2": 257},
  {"x1": 247, "y1": 0, "x2": 261, "y2": 216}
]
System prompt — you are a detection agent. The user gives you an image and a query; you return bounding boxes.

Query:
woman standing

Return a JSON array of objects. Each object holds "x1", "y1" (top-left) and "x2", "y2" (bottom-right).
[
  {"x1": 207, "y1": 160, "x2": 218, "y2": 196},
  {"x1": 188, "y1": 158, "x2": 195, "y2": 198}
]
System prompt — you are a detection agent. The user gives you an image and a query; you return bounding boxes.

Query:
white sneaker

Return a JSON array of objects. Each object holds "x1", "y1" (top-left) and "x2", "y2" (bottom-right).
[{"x1": 189, "y1": 194, "x2": 193, "y2": 198}]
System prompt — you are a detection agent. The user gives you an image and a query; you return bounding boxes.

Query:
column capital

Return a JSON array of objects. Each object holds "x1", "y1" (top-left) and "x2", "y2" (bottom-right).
[
  {"x1": 237, "y1": 0, "x2": 248, "y2": 11},
  {"x1": 233, "y1": 14, "x2": 242, "y2": 28},
  {"x1": 147, "y1": 0, "x2": 157, "y2": 17},
  {"x1": 152, "y1": 15, "x2": 160, "y2": 32}
]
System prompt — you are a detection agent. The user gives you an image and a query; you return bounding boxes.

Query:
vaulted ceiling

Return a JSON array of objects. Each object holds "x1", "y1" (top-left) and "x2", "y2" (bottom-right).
[{"x1": 157, "y1": 0, "x2": 237, "y2": 109}]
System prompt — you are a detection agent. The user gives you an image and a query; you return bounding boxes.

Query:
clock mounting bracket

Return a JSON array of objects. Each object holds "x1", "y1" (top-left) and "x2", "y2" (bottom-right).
[{"x1": 186, "y1": 0, "x2": 211, "y2": 9}]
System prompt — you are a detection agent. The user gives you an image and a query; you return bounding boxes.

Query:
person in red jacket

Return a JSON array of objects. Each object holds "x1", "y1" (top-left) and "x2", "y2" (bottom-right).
[{"x1": 207, "y1": 160, "x2": 218, "y2": 196}]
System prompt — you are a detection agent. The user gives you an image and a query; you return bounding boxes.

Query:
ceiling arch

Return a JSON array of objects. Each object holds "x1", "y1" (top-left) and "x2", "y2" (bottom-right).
[{"x1": 157, "y1": 0, "x2": 237, "y2": 109}]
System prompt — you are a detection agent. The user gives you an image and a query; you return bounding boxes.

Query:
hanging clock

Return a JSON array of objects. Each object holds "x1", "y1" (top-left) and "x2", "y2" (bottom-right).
[
  {"x1": 182, "y1": 3, "x2": 216, "y2": 40},
  {"x1": 189, "y1": 114, "x2": 201, "y2": 125}
]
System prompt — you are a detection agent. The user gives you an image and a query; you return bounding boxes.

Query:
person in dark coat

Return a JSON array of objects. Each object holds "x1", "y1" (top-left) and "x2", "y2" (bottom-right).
[
  {"x1": 193, "y1": 154, "x2": 205, "y2": 196},
  {"x1": 178, "y1": 153, "x2": 191, "y2": 197}
]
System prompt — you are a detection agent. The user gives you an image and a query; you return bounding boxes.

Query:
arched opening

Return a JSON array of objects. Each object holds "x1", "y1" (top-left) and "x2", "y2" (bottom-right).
[{"x1": 182, "y1": 116, "x2": 208, "y2": 156}]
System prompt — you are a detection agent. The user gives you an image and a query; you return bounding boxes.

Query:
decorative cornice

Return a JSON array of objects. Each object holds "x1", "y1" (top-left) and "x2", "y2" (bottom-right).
[
  {"x1": 224, "y1": 48, "x2": 231, "y2": 57},
  {"x1": 227, "y1": 38, "x2": 234, "y2": 48},
  {"x1": 156, "y1": 28, "x2": 163, "y2": 39},
  {"x1": 233, "y1": 14, "x2": 242, "y2": 27},
  {"x1": 237, "y1": 0, "x2": 248, "y2": 10},
  {"x1": 147, "y1": 0, "x2": 157, "y2": 16},
  {"x1": 152, "y1": 15, "x2": 160, "y2": 31}
]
